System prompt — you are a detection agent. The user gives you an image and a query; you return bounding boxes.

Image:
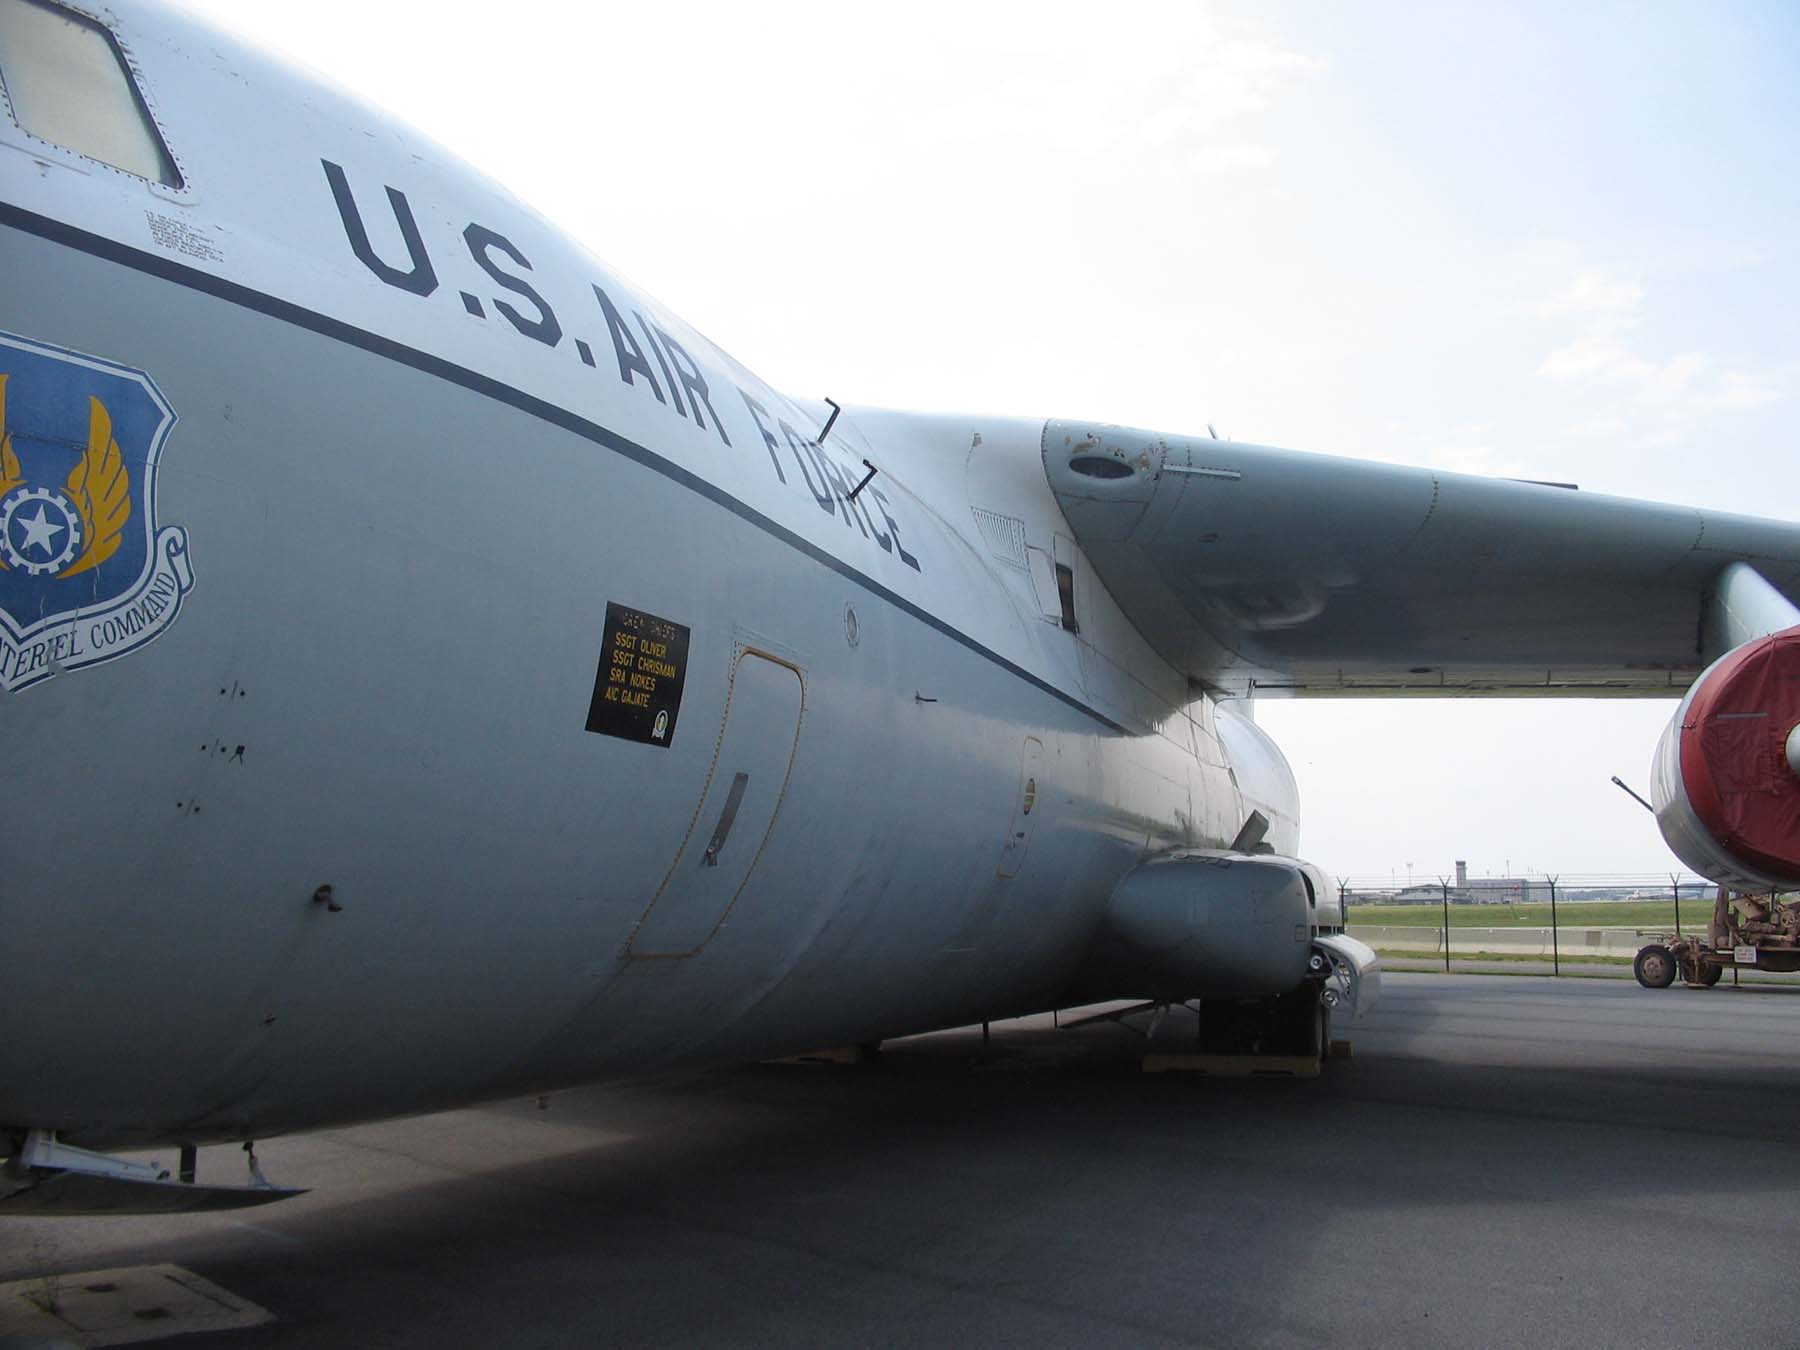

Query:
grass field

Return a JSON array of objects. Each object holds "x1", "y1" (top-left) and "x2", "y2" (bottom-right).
[{"x1": 1347, "y1": 899, "x2": 1713, "y2": 930}]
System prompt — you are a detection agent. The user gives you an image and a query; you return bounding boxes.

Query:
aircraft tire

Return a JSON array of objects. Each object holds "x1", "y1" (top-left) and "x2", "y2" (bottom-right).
[
  {"x1": 1634, "y1": 944, "x2": 1677, "y2": 989},
  {"x1": 1272, "y1": 987, "x2": 1324, "y2": 1056},
  {"x1": 1696, "y1": 962, "x2": 1723, "y2": 987}
]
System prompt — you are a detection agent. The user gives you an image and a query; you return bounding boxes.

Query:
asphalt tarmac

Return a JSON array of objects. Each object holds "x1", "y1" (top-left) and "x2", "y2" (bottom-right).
[{"x1": 5, "y1": 972, "x2": 1799, "y2": 1348}]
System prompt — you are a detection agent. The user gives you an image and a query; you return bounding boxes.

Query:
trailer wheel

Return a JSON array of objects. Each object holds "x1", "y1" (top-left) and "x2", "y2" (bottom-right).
[{"x1": 1635, "y1": 945, "x2": 1677, "y2": 989}]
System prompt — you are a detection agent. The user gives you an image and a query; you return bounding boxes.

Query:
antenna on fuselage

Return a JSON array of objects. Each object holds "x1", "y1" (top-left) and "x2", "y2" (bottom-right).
[
  {"x1": 818, "y1": 397, "x2": 841, "y2": 443},
  {"x1": 848, "y1": 460, "x2": 878, "y2": 502}
]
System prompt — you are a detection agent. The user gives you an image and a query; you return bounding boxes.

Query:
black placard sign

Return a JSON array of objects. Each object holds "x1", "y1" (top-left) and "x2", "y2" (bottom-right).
[{"x1": 585, "y1": 602, "x2": 690, "y2": 748}]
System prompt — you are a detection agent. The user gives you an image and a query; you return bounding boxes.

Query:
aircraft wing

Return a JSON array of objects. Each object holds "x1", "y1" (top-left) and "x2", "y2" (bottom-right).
[{"x1": 1042, "y1": 421, "x2": 1800, "y2": 697}]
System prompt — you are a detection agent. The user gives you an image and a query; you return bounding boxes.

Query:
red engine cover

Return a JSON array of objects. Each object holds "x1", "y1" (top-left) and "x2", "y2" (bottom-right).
[{"x1": 1679, "y1": 627, "x2": 1800, "y2": 882}]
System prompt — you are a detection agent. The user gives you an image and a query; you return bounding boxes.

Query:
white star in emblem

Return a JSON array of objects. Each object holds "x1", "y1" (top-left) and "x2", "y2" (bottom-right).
[{"x1": 15, "y1": 503, "x2": 65, "y2": 557}]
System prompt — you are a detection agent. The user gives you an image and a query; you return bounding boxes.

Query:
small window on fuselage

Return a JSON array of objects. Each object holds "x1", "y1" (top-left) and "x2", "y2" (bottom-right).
[
  {"x1": 0, "y1": 0, "x2": 180, "y2": 186},
  {"x1": 1054, "y1": 562, "x2": 1079, "y2": 634}
]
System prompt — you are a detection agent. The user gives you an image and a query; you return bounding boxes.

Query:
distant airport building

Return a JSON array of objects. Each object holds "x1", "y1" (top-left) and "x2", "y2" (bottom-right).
[{"x1": 1393, "y1": 862, "x2": 1544, "y2": 904}]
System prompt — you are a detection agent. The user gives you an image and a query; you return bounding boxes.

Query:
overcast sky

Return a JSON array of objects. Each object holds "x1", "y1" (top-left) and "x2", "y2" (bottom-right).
[{"x1": 175, "y1": 1, "x2": 1799, "y2": 884}]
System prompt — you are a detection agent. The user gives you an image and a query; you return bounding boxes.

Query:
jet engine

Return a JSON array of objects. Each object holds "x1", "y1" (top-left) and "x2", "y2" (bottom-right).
[{"x1": 1652, "y1": 625, "x2": 1800, "y2": 892}]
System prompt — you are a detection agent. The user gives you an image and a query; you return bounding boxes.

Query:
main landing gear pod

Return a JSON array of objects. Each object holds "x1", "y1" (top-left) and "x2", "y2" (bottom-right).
[
  {"x1": 1096, "y1": 851, "x2": 1380, "y2": 1058},
  {"x1": 1102, "y1": 851, "x2": 1317, "y2": 999}
]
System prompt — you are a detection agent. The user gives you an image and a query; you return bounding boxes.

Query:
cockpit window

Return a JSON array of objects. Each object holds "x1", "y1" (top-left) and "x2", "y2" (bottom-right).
[{"x1": 0, "y1": 0, "x2": 181, "y2": 186}]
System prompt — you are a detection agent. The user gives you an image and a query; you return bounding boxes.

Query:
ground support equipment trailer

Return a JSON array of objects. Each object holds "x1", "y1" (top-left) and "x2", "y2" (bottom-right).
[{"x1": 1634, "y1": 889, "x2": 1800, "y2": 988}]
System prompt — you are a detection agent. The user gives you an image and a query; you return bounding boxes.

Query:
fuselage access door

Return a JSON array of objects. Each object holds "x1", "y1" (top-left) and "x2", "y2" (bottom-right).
[{"x1": 628, "y1": 649, "x2": 804, "y2": 958}]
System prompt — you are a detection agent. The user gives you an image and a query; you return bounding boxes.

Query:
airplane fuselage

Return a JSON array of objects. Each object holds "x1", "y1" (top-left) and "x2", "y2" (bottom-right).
[{"x1": 1, "y1": 4, "x2": 1299, "y2": 1147}]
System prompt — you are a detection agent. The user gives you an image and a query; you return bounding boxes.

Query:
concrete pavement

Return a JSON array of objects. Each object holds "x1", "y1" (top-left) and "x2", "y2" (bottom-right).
[{"x1": 5, "y1": 973, "x2": 1799, "y2": 1348}]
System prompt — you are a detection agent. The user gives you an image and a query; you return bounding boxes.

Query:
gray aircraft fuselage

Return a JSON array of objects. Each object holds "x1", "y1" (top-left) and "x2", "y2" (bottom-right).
[{"x1": 0, "y1": 1, "x2": 1304, "y2": 1147}]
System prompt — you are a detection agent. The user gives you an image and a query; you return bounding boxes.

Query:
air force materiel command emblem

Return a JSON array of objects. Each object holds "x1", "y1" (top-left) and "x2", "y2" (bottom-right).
[{"x1": 0, "y1": 332, "x2": 193, "y2": 691}]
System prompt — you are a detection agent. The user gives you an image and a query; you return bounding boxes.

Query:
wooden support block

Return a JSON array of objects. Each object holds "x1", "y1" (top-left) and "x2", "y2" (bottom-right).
[{"x1": 1142, "y1": 1053, "x2": 1320, "y2": 1078}]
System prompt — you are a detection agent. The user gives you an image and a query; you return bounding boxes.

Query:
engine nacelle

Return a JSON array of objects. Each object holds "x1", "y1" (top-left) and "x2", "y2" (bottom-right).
[
  {"x1": 1652, "y1": 626, "x2": 1800, "y2": 892},
  {"x1": 1096, "y1": 851, "x2": 1321, "y2": 999}
]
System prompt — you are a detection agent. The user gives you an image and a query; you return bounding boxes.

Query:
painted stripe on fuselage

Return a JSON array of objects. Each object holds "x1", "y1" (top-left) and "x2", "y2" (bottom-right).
[{"x1": 0, "y1": 201, "x2": 1126, "y2": 736}]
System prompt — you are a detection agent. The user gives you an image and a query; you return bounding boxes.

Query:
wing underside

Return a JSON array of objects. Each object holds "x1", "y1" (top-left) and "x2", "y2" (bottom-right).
[{"x1": 1042, "y1": 421, "x2": 1800, "y2": 697}]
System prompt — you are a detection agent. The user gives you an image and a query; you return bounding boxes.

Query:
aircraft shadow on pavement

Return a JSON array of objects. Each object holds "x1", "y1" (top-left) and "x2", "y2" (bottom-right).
[{"x1": 8, "y1": 975, "x2": 1800, "y2": 1347}]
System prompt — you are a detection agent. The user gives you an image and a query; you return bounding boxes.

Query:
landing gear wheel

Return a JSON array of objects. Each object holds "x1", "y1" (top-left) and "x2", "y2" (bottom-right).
[
  {"x1": 1696, "y1": 962, "x2": 1723, "y2": 988},
  {"x1": 1635, "y1": 944, "x2": 1677, "y2": 989},
  {"x1": 1296, "y1": 999, "x2": 1326, "y2": 1059},
  {"x1": 1274, "y1": 988, "x2": 1326, "y2": 1057},
  {"x1": 1196, "y1": 992, "x2": 1321, "y2": 1056}
]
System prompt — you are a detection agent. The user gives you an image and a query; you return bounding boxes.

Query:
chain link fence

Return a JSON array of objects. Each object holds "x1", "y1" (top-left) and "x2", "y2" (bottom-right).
[{"x1": 1335, "y1": 871, "x2": 1800, "y2": 981}]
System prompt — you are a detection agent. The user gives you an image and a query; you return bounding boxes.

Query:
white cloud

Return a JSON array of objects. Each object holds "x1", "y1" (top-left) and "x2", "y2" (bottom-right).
[
  {"x1": 1537, "y1": 329, "x2": 1704, "y2": 398},
  {"x1": 1531, "y1": 266, "x2": 1785, "y2": 416},
  {"x1": 1186, "y1": 144, "x2": 1275, "y2": 174},
  {"x1": 1540, "y1": 329, "x2": 1785, "y2": 411},
  {"x1": 1713, "y1": 370, "x2": 1784, "y2": 408},
  {"x1": 1145, "y1": 41, "x2": 1325, "y2": 134},
  {"x1": 1639, "y1": 352, "x2": 1709, "y2": 400},
  {"x1": 1531, "y1": 269, "x2": 1645, "y2": 318},
  {"x1": 1134, "y1": 32, "x2": 1322, "y2": 177}
]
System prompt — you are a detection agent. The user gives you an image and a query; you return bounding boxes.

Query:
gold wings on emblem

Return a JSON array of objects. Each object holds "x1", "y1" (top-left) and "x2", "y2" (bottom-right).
[
  {"x1": 59, "y1": 395, "x2": 132, "y2": 578},
  {"x1": 0, "y1": 381, "x2": 131, "y2": 577},
  {"x1": 0, "y1": 376, "x2": 19, "y2": 572},
  {"x1": 0, "y1": 376, "x2": 20, "y2": 499}
]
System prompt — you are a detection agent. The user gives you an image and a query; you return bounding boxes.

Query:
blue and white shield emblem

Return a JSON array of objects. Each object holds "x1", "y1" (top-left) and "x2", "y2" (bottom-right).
[{"x1": 0, "y1": 332, "x2": 193, "y2": 691}]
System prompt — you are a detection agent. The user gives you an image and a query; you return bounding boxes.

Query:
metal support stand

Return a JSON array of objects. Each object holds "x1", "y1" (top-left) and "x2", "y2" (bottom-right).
[
  {"x1": 1, "y1": 1130, "x2": 303, "y2": 1215},
  {"x1": 1440, "y1": 878, "x2": 1451, "y2": 972},
  {"x1": 1548, "y1": 875, "x2": 1560, "y2": 976}
]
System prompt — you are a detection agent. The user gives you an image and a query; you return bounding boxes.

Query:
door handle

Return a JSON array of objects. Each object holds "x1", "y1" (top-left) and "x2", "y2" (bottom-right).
[{"x1": 702, "y1": 772, "x2": 751, "y2": 867}]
